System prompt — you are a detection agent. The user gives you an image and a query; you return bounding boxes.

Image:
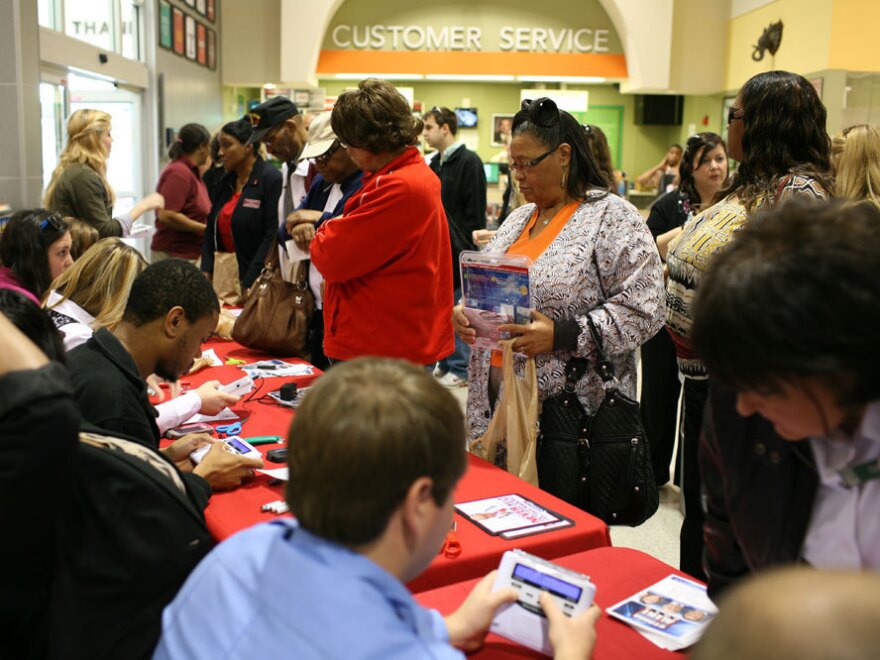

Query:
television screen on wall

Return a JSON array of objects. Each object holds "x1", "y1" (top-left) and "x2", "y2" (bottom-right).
[{"x1": 455, "y1": 107, "x2": 478, "y2": 128}]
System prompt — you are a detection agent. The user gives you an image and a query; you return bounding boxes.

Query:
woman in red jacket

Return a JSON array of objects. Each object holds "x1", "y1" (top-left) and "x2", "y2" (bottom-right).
[{"x1": 310, "y1": 79, "x2": 453, "y2": 366}]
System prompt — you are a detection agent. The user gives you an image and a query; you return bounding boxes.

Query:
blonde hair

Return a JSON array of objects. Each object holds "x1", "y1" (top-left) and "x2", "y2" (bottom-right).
[
  {"x1": 64, "y1": 217, "x2": 100, "y2": 260},
  {"x1": 45, "y1": 237, "x2": 147, "y2": 331},
  {"x1": 44, "y1": 109, "x2": 116, "y2": 208},
  {"x1": 834, "y1": 124, "x2": 880, "y2": 210}
]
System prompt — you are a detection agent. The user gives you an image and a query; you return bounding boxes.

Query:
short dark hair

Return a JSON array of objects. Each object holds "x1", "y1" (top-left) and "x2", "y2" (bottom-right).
[
  {"x1": 122, "y1": 259, "x2": 219, "y2": 327},
  {"x1": 679, "y1": 132, "x2": 727, "y2": 206},
  {"x1": 513, "y1": 98, "x2": 608, "y2": 199},
  {"x1": 692, "y1": 199, "x2": 880, "y2": 405},
  {"x1": 221, "y1": 119, "x2": 257, "y2": 151},
  {"x1": 169, "y1": 123, "x2": 211, "y2": 160},
  {"x1": 670, "y1": 144, "x2": 683, "y2": 152},
  {"x1": 286, "y1": 357, "x2": 467, "y2": 546},
  {"x1": 0, "y1": 209, "x2": 69, "y2": 299},
  {"x1": 331, "y1": 78, "x2": 423, "y2": 153},
  {"x1": 0, "y1": 289, "x2": 66, "y2": 364},
  {"x1": 424, "y1": 106, "x2": 458, "y2": 136},
  {"x1": 717, "y1": 70, "x2": 832, "y2": 211}
]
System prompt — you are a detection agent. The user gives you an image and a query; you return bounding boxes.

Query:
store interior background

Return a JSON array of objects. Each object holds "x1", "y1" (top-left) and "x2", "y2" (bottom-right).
[
  {"x1": 3, "y1": 0, "x2": 880, "y2": 564},
  {"x1": 5, "y1": 0, "x2": 880, "y2": 219}
]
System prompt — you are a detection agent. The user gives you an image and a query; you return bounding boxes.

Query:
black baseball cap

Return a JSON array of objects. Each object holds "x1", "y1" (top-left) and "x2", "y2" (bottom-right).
[{"x1": 246, "y1": 97, "x2": 299, "y2": 144}]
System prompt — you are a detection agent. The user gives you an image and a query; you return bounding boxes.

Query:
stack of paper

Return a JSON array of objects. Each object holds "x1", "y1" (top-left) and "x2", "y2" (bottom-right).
[{"x1": 606, "y1": 575, "x2": 718, "y2": 651}]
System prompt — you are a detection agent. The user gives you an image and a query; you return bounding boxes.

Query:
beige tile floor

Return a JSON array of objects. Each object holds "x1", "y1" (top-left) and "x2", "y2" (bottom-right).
[{"x1": 447, "y1": 350, "x2": 684, "y2": 569}]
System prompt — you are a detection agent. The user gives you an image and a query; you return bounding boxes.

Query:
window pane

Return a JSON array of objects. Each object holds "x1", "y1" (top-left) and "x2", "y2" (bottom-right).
[
  {"x1": 38, "y1": 0, "x2": 57, "y2": 29},
  {"x1": 40, "y1": 83, "x2": 66, "y2": 191},
  {"x1": 64, "y1": 0, "x2": 116, "y2": 52},
  {"x1": 120, "y1": 1, "x2": 141, "y2": 61}
]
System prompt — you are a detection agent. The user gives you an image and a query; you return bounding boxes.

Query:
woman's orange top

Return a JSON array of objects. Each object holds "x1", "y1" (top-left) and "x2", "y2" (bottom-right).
[{"x1": 490, "y1": 201, "x2": 580, "y2": 367}]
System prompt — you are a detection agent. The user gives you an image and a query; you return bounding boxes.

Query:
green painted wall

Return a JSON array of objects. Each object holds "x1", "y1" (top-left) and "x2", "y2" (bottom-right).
[{"x1": 318, "y1": 79, "x2": 719, "y2": 181}]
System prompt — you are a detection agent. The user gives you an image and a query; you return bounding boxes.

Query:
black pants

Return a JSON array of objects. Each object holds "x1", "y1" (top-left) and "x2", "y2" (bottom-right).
[
  {"x1": 640, "y1": 329, "x2": 682, "y2": 486},
  {"x1": 679, "y1": 376, "x2": 709, "y2": 579}
]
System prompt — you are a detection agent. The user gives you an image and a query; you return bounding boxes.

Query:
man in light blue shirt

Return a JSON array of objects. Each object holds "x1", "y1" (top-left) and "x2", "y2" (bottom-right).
[{"x1": 155, "y1": 358, "x2": 599, "y2": 659}]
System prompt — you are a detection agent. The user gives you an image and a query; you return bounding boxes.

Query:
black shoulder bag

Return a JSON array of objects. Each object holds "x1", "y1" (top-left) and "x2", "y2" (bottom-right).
[{"x1": 536, "y1": 318, "x2": 659, "y2": 526}]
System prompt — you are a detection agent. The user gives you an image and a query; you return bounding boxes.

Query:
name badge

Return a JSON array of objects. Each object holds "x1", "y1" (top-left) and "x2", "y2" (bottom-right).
[{"x1": 243, "y1": 198, "x2": 261, "y2": 209}]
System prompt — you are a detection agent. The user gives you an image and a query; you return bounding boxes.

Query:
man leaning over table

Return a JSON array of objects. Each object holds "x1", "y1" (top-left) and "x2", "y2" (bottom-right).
[
  {"x1": 154, "y1": 357, "x2": 600, "y2": 659},
  {"x1": 66, "y1": 258, "x2": 262, "y2": 503}
]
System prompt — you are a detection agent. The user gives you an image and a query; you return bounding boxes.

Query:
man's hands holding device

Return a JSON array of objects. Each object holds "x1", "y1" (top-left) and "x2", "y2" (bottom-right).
[
  {"x1": 445, "y1": 571, "x2": 518, "y2": 652},
  {"x1": 542, "y1": 595, "x2": 601, "y2": 660},
  {"x1": 195, "y1": 379, "x2": 241, "y2": 415},
  {"x1": 161, "y1": 432, "x2": 263, "y2": 490}
]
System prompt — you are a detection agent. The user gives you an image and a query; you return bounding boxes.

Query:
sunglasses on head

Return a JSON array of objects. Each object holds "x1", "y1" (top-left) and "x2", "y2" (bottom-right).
[
  {"x1": 520, "y1": 98, "x2": 560, "y2": 128},
  {"x1": 39, "y1": 213, "x2": 66, "y2": 233}
]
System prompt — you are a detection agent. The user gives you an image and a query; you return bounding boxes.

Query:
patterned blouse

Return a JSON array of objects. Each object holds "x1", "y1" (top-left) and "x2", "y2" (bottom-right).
[
  {"x1": 666, "y1": 174, "x2": 828, "y2": 378},
  {"x1": 466, "y1": 190, "x2": 665, "y2": 440}
]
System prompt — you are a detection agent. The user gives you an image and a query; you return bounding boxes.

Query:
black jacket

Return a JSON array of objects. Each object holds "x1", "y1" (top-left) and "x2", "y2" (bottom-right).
[
  {"x1": 201, "y1": 157, "x2": 283, "y2": 288},
  {"x1": 1, "y1": 363, "x2": 79, "y2": 659},
  {"x1": 429, "y1": 146, "x2": 487, "y2": 289},
  {"x1": 67, "y1": 329, "x2": 211, "y2": 508},
  {"x1": 68, "y1": 328, "x2": 161, "y2": 450},
  {"x1": 700, "y1": 383, "x2": 819, "y2": 598},
  {"x1": 0, "y1": 363, "x2": 211, "y2": 659}
]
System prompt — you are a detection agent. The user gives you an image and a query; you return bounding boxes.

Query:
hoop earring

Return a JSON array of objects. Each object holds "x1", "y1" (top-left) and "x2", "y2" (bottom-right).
[{"x1": 561, "y1": 165, "x2": 568, "y2": 189}]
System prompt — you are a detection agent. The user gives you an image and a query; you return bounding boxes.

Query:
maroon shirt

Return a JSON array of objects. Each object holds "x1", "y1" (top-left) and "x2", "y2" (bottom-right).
[{"x1": 151, "y1": 156, "x2": 211, "y2": 259}]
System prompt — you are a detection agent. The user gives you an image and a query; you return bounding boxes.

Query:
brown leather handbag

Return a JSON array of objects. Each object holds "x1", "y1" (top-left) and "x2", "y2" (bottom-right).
[{"x1": 232, "y1": 240, "x2": 314, "y2": 357}]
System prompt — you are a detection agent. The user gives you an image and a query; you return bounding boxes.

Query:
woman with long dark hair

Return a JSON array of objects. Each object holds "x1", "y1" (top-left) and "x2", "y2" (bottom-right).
[
  {"x1": 665, "y1": 70, "x2": 831, "y2": 579},
  {"x1": 641, "y1": 132, "x2": 727, "y2": 486},
  {"x1": 454, "y1": 98, "x2": 665, "y2": 468},
  {"x1": 0, "y1": 209, "x2": 73, "y2": 304},
  {"x1": 151, "y1": 123, "x2": 212, "y2": 263}
]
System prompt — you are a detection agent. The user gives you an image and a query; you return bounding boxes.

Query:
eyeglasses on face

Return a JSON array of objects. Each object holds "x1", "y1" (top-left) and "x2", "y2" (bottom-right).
[
  {"x1": 520, "y1": 98, "x2": 560, "y2": 128},
  {"x1": 39, "y1": 213, "x2": 66, "y2": 233},
  {"x1": 727, "y1": 106, "x2": 745, "y2": 124},
  {"x1": 315, "y1": 141, "x2": 342, "y2": 165},
  {"x1": 509, "y1": 145, "x2": 559, "y2": 173}
]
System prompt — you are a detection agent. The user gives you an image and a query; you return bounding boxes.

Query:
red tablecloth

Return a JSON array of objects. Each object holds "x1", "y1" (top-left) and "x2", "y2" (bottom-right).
[
  {"x1": 417, "y1": 546, "x2": 694, "y2": 659},
  {"x1": 181, "y1": 340, "x2": 611, "y2": 593}
]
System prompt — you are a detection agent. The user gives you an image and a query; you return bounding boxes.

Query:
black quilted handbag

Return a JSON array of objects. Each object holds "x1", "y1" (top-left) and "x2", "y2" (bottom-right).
[{"x1": 536, "y1": 319, "x2": 659, "y2": 526}]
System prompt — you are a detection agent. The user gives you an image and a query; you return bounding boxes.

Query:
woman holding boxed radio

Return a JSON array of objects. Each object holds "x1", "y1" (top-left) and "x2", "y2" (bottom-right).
[{"x1": 454, "y1": 98, "x2": 665, "y2": 461}]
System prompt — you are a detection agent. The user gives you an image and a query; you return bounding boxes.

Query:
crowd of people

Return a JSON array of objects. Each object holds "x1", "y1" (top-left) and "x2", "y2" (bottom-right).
[{"x1": 2, "y1": 69, "x2": 879, "y2": 658}]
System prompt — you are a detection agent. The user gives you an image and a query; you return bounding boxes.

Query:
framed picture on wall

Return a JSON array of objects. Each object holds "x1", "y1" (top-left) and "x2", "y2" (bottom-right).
[
  {"x1": 207, "y1": 28, "x2": 217, "y2": 70},
  {"x1": 172, "y1": 7, "x2": 185, "y2": 55},
  {"x1": 196, "y1": 22, "x2": 207, "y2": 65},
  {"x1": 185, "y1": 15, "x2": 197, "y2": 60},
  {"x1": 491, "y1": 114, "x2": 514, "y2": 147},
  {"x1": 207, "y1": 0, "x2": 216, "y2": 22},
  {"x1": 196, "y1": 0, "x2": 207, "y2": 15},
  {"x1": 158, "y1": 1, "x2": 172, "y2": 50}
]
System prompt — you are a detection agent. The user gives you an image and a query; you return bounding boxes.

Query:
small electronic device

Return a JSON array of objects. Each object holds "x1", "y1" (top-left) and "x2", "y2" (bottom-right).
[
  {"x1": 491, "y1": 550, "x2": 596, "y2": 656},
  {"x1": 279, "y1": 382, "x2": 298, "y2": 401},
  {"x1": 190, "y1": 436, "x2": 262, "y2": 464},
  {"x1": 219, "y1": 375, "x2": 255, "y2": 397},
  {"x1": 165, "y1": 422, "x2": 214, "y2": 439},
  {"x1": 268, "y1": 387, "x2": 310, "y2": 409},
  {"x1": 266, "y1": 448, "x2": 288, "y2": 463}
]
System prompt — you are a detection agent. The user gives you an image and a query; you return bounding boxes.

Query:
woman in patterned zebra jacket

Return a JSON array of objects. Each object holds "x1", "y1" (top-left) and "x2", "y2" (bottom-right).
[{"x1": 453, "y1": 97, "x2": 665, "y2": 451}]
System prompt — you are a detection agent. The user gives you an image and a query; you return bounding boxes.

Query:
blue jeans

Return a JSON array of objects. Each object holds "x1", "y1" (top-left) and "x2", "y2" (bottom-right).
[{"x1": 437, "y1": 287, "x2": 471, "y2": 380}]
